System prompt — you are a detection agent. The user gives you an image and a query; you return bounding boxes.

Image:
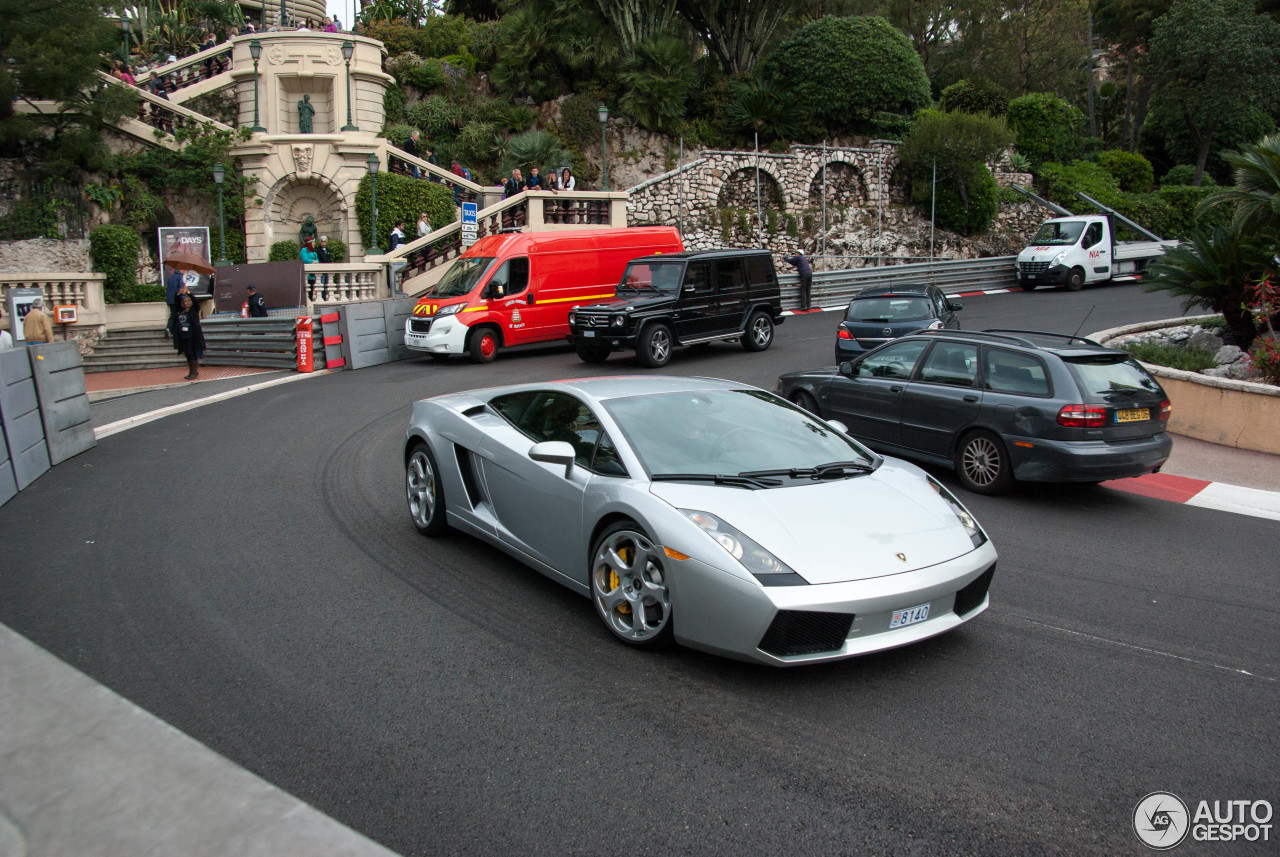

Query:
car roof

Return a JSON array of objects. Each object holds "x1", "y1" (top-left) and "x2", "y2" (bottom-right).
[
  {"x1": 852, "y1": 285, "x2": 935, "y2": 299},
  {"x1": 433, "y1": 375, "x2": 743, "y2": 406},
  {"x1": 901, "y1": 328, "x2": 1119, "y2": 355}
]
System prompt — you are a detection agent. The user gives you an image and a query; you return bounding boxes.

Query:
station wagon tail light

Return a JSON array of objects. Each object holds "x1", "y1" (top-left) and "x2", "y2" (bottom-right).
[
  {"x1": 837, "y1": 326, "x2": 853, "y2": 340},
  {"x1": 1057, "y1": 404, "x2": 1107, "y2": 427},
  {"x1": 1159, "y1": 398, "x2": 1171, "y2": 420}
]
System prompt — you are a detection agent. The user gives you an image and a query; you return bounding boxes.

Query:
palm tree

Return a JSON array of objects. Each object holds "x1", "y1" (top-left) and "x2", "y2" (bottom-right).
[
  {"x1": 1200, "y1": 134, "x2": 1280, "y2": 243},
  {"x1": 1143, "y1": 223, "x2": 1269, "y2": 349}
]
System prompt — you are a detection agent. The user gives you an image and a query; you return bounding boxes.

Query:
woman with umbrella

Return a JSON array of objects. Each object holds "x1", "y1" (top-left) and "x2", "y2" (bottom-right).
[{"x1": 170, "y1": 293, "x2": 207, "y2": 380}]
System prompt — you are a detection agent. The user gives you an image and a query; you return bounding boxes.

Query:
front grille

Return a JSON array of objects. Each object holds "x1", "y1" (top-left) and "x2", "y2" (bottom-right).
[
  {"x1": 954, "y1": 564, "x2": 996, "y2": 616},
  {"x1": 410, "y1": 318, "x2": 432, "y2": 333},
  {"x1": 759, "y1": 610, "x2": 854, "y2": 657},
  {"x1": 1020, "y1": 261, "x2": 1050, "y2": 274},
  {"x1": 577, "y1": 314, "x2": 612, "y2": 329}
]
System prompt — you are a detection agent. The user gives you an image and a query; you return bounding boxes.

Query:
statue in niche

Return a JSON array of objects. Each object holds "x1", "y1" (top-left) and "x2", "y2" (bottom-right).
[
  {"x1": 299, "y1": 215, "x2": 318, "y2": 246},
  {"x1": 297, "y1": 94, "x2": 315, "y2": 133}
]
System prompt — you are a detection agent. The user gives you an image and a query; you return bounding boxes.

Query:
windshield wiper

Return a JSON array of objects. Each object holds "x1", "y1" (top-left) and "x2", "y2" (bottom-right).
[
  {"x1": 651, "y1": 472, "x2": 782, "y2": 489},
  {"x1": 739, "y1": 460, "x2": 876, "y2": 480}
]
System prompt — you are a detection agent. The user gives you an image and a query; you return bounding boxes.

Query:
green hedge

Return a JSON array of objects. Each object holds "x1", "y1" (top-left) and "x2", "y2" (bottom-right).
[
  {"x1": 1097, "y1": 149, "x2": 1155, "y2": 193},
  {"x1": 1007, "y1": 93, "x2": 1085, "y2": 168},
  {"x1": 269, "y1": 240, "x2": 300, "y2": 262},
  {"x1": 89, "y1": 224, "x2": 141, "y2": 303},
  {"x1": 938, "y1": 79, "x2": 1008, "y2": 117},
  {"x1": 354, "y1": 173, "x2": 456, "y2": 250},
  {"x1": 932, "y1": 163, "x2": 999, "y2": 235}
]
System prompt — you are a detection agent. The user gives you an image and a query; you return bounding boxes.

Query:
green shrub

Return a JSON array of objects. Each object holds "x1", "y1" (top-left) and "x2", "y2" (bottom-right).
[
  {"x1": 1036, "y1": 160, "x2": 1123, "y2": 210},
  {"x1": 269, "y1": 241, "x2": 299, "y2": 262},
  {"x1": 619, "y1": 35, "x2": 697, "y2": 134},
  {"x1": 1155, "y1": 185, "x2": 1225, "y2": 238},
  {"x1": 355, "y1": 173, "x2": 456, "y2": 250},
  {"x1": 415, "y1": 14, "x2": 469, "y2": 58},
  {"x1": 1122, "y1": 341, "x2": 1217, "y2": 372},
  {"x1": 1007, "y1": 93, "x2": 1085, "y2": 168},
  {"x1": 324, "y1": 238, "x2": 347, "y2": 263},
  {"x1": 939, "y1": 79, "x2": 1009, "y2": 117},
  {"x1": 379, "y1": 124, "x2": 415, "y2": 147},
  {"x1": 89, "y1": 224, "x2": 141, "y2": 301},
  {"x1": 363, "y1": 20, "x2": 419, "y2": 57},
  {"x1": 407, "y1": 95, "x2": 462, "y2": 140},
  {"x1": 117, "y1": 282, "x2": 165, "y2": 303},
  {"x1": 1098, "y1": 149, "x2": 1155, "y2": 193},
  {"x1": 760, "y1": 15, "x2": 931, "y2": 138},
  {"x1": 455, "y1": 120, "x2": 500, "y2": 167},
  {"x1": 900, "y1": 110, "x2": 1013, "y2": 234},
  {"x1": 930, "y1": 163, "x2": 999, "y2": 235},
  {"x1": 383, "y1": 84, "x2": 407, "y2": 125},
  {"x1": 559, "y1": 93, "x2": 606, "y2": 149},
  {"x1": 1161, "y1": 164, "x2": 1216, "y2": 187},
  {"x1": 501, "y1": 130, "x2": 571, "y2": 177}
]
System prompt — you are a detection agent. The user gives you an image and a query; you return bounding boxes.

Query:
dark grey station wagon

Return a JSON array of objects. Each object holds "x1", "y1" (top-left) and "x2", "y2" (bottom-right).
[{"x1": 777, "y1": 329, "x2": 1173, "y2": 494}]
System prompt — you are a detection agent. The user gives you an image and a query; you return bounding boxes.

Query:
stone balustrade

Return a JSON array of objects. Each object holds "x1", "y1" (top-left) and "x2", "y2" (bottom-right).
[
  {"x1": 135, "y1": 45, "x2": 233, "y2": 95},
  {"x1": 0, "y1": 273, "x2": 107, "y2": 330},
  {"x1": 304, "y1": 263, "x2": 385, "y2": 306}
]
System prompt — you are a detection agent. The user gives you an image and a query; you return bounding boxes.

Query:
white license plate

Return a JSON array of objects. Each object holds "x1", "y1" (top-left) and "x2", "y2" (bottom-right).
[
  {"x1": 890, "y1": 603, "x2": 930, "y2": 629},
  {"x1": 583, "y1": 330, "x2": 595, "y2": 338}
]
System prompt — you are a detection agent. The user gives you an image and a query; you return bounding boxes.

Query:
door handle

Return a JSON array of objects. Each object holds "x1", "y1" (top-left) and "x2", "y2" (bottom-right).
[
  {"x1": 890, "y1": 385, "x2": 903, "y2": 392},
  {"x1": 963, "y1": 394, "x2": 978, "y2": 402}
]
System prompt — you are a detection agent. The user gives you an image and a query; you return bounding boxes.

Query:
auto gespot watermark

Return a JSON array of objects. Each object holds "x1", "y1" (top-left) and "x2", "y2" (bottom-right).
[{"x1": 1134, "y1": 792, "x2": 1274, "y2": 849}]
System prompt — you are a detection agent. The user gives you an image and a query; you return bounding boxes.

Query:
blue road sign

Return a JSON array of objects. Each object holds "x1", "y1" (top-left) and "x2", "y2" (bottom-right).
[{"x1": 461, "y1": 202, "x2": 477, "y2": 225}]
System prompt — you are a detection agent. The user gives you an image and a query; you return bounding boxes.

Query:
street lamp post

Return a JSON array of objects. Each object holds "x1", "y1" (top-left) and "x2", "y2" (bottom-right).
[
  {"x1": 366, "y1": 154, "x2": 381, "y2": 255},
  {"x1": 120, "y1": 17, "x2": 131, "y2": 60},
  {"x1": 279, "y1": 0, "x2": 287, "y2": 28},
  {"x1": 340, "y1": 41, "x2": 358, "y2": 132},
  {"x1": 212, "y1": 163, "x2": 231, "y2": 267},
  {"x1": 248, "y1": 39, "x2": 266, "y2": 133},
  {"x1": 597, "y1": 103, "x2": 609, "y2": 191}
]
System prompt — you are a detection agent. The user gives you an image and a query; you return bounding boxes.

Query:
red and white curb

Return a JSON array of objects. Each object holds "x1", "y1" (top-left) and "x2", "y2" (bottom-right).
[{"x1": 1102, "y1": 473, "x2": 1280, "y2": 522}]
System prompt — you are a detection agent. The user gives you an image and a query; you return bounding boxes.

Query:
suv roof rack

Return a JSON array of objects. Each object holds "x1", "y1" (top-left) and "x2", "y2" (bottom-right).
[{"x1": 907, "y1": 329, "x2": 1102, "y2": 349}]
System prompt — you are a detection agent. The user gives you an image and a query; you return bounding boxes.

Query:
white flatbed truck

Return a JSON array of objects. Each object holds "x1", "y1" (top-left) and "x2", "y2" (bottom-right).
[{"x1": 1012, "y1": 189, "x2": 1177, "y2": 291}]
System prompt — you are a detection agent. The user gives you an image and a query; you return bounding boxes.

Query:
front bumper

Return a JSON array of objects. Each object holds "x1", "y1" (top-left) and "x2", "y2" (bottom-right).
[
  {"x1": 667, "y1": 541, "x2": 998, "y2": 666},
  {"x1": 1007, "y1": 431, "x2": 1173, "y2": 482},
  {"x1": 568, "y1": 328, "x2": 638, "y2": 350},
  {"x1": 405, "y1": 314, "x2": 468, "y2": 354},
  {"x1": 1017, "y1": 263, "x2": 1071, "y2": 285}
]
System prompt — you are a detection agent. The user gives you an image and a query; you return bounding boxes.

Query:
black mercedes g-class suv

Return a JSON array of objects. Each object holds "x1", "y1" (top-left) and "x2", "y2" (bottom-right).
[{"x1": 566, "y1": 248, "x2": 785, "y2": 367}]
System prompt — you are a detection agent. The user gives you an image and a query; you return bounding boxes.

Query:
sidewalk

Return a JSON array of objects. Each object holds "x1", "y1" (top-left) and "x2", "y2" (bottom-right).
[{"x1": 86, "y1": 365, "x2": 276, "y2": 403}]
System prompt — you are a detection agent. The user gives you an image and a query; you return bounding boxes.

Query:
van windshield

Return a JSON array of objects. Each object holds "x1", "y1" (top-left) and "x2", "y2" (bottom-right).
[
  {"x1": 1031, "y1": 221, "x2": 1086, "y2": 246},
  {"x1": 428, "y1": 257, "x2": 496, "y2": 298},
  {"x1": 618, "y1": 260, "x2": 684, "y2": 295}
]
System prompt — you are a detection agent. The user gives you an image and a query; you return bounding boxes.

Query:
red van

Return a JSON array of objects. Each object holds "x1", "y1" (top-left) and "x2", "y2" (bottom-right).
[{"x1": 404, "y1": 227, "x2": 684, "y2": 363}]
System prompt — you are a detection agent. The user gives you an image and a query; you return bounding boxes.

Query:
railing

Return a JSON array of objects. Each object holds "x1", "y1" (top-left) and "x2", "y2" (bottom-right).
[
  {"x1": 134, "y1": 45, "x2": 233, "y2": 95},
  {"x1": 385, "y1": 147, "x2": 488, "y2": 208},
  {"x1": 303, "y1": 263, "x2": 384, "y2": 304},
  {"x1": 203, "y1": 315, "x2": 326, "y2": 369},
  {"x1": 96, "y1": 71, "x2": 231, "y2": 136},
  {"x1": 0, "y1": 273, "x2": 107, "y2": 328}
]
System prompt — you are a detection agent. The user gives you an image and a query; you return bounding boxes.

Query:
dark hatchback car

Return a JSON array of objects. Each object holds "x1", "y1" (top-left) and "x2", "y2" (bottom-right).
[
  {"x1": 835, "y1": 285, "x2": 963, "y2": 363},
  {"x1": 778, "y1": 329, "x2": 1173, "y2": 494}
]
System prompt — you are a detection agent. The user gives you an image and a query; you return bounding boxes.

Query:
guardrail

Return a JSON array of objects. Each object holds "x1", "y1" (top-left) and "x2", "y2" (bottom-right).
[
  {"x1": 203, "y1": 316, "x2": 326, "y2": 369},
  {"x1": 782, "y1": 256, "x2": 1019, "y2": 311}
]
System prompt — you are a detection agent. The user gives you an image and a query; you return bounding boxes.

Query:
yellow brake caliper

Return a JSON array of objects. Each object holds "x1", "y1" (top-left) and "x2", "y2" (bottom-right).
[{"x1": 612, "y1": 545, "x2": 632, "y2": 614}]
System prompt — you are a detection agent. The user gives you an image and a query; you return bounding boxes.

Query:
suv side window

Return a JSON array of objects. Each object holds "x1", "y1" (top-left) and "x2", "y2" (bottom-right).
[
  {"x1": 918, "y1": 341, "x2": 978, "y2": 387},
  {"x1": 744, "y1": 255, "x2": 777, "y2": 291},
  {"x1": 855, "y1": 340, "x2": 929, "y2": 379},
  {"x1": 683, "y1": 262, "x2": 713, "y2": 296},
  {"x1": 983, "y1": 348, "x2": 1051, "y2": 396},
  {"x1": 716, "y1": 259, "x2": 746, "y2": 296},
  {"x1": 488, "y1": 257, "x2": 529, "y2": 298}
]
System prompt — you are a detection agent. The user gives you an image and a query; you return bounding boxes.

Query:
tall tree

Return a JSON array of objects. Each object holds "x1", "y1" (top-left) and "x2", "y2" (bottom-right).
[
  {"x1": 674, "y1": 0, "x2": 792, "y2": 76},
  {"x1": 594, "y1": 0, "x2": 679, "y2": 60},
  {"x1": 1146, "y1": 0, "x2": 1280, "y2": 184},
  {"x1": 1095, "y1": 0, "x2": 1167, "y2": 149}
]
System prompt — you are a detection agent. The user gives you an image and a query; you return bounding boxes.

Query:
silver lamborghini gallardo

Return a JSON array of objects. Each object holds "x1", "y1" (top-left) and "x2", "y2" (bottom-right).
[{"x1": 404, "y1": 376, "x2": 997, "y2": 666}]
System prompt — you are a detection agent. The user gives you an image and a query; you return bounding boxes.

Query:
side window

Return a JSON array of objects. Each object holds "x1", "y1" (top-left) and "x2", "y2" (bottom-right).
[
  {"x1": 855, "y1": 340, "x2": 929, "y2": 379},
  {"x1": 715, "y1": 259, "x2": 746, "y2": 295},
  {"x1": 918, "y1": 342, "x2": 978, "y2": 387},
  {"x1": 499, "y1": 391, "x2": 606, "y2": 470},
  {"x1": 683, "y1": 262, "x2": 713, "y2": 296},
  {"x1": 591, "y1": 432, "x2": 627, "y2": 476},
  {"x1": 744, "y1": 255, "x2": 777, "y2": 289},
  {"x1": 1083, "y1": 223, "x2": 1103, "y2": 248},
  {"x1": 488, "y1": 257, "x2": 529, "y2": 298},
  {"x1": 983, "y1": 348, "x2": 1051, "y2": 396},
  {"x1": 931, "y1": 290, "x2": 947, "y2": 318},
  {"x1": 490, "y1": 391, "x2": 541, "y2": 426}
]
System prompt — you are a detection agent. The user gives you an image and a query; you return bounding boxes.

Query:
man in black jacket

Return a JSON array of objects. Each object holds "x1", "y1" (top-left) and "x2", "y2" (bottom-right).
[
  {"x1": 246, "y1": 284, "x2": 268, "y2": 317},
  {"x1": 782, "y1": 249, "x2": 813, "y2": 310}
]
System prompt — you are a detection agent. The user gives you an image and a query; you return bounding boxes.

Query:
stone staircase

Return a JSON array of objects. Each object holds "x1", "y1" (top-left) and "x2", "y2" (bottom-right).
[{"x1": 84, "y1": 328, "x2": 185, "y2": 373}]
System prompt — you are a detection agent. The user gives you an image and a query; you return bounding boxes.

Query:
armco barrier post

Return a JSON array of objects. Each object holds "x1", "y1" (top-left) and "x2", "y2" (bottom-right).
[{"x1": 295, "y1": 316, "x2": 314, "y2": 372}]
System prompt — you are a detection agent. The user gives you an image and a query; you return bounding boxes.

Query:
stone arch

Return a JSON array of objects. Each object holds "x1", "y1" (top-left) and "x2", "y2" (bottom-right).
[
  {"x1": 716, "y1": 166, "x2": 786, "y2": 212},
  {"x1": 808, "y1": 161, "x2": 868, "y2": 208},
  {"x1": 264, "y1": 175, "x2": 347, "y2": 249}
]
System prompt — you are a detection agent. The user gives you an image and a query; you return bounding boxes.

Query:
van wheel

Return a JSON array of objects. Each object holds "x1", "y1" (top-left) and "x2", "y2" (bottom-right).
[
  {"x1": 637, "y1": 323, "x2": 672, "y2": 368},
  {"x1": 1066, "y1": 267, "x2": 1086, "y2": 291},
  {"x1": 576, "y1": 344, "x2": 611, "y2": 364},
  {"x1": 742, "y1": 311, "x2": 774, "y2": 352},
  {"x1": 468, "y1": 327, "x2": 499, "y2": 363}
]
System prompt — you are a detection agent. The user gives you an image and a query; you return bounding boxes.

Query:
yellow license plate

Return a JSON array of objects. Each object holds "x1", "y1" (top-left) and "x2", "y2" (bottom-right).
[{"x1": 1116, "y1": 408, "x2": 1150, "y2": 423}]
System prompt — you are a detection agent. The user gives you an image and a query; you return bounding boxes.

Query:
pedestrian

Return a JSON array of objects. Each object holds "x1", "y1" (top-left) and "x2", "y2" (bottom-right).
[
  {"x1": 246, "y1": 284, "x2": 267, "y2": 317},
  {"x1": 503, "y1": 168, "x2": 525, "y2": 199},
  {"x1": 782, "y1": 249, "x2": 813, "y2": 310},
  {"x1": 389, "y1": 220, "x2": 406, "y2": 251},
  {"x1": 417, "y1": 212, "x2": 431, "y2": 238},
  {"x1": 543, "y1": 166, "x2": 559, "y2": 191},
  {"x1": 527, "y1": 166, "x2": 542, "y2": 190},
  {"x1": 559, "y1": 167, "x2": 575, "y2": 191},
  {"x1": 170, "y1": 293, "x2": 206, "y2": 380},
  {"x1": 200, "y1": 31, "x2": 217, "y2": 78},
  {"x1": 402, "y1": 130, "x2": 421, "y2": 178},
  {"x1": 23, "y1": 298, "x2": 54, "y2": 344},
  {"x1": 316, "y1": 234, "x2": 332, "y2": 294},
  {"x1": 322, "y1": 16, "x2": 338, "y2": 32},
  {"x1": 423, "y1": 147, "x2": 439, "y2": 181},
  {"x1": 0, "y1": 307, "x2": 13, "y2": 351},
  {"x1": 299, "y1": 238, "x2": 318, "y2": 264}
]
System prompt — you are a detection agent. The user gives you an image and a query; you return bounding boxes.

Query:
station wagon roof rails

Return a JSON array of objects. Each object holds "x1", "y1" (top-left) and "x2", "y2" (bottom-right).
[
  {"x1": 909, "y1": 329, "x2": 1041, "y2": 347},
  {"x1": 983, "y1": 329, "x2": 1101, "y2": 347}
]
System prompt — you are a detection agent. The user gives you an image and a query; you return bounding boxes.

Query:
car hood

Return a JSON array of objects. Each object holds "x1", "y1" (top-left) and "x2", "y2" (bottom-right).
[
  {"x1": 647, "y1": 462, "x2": 979, "y2": 585},
  {"x1": 579, "y1": 294, "x2": 674, "y2": 312}
]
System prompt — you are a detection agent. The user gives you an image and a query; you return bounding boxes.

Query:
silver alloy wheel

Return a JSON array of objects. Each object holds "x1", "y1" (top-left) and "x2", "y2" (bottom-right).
[
  {"x1": 961, "y1": 436, "x2": 1001, "y2": 488},
  {"x1": 750, "y1": 315, "x2": 772, "y2": 347},
  {"x1": 407, "y1": 449, "x2": 437, "y2": 529},
  {"x1": 591, "y1": 529, "x2": 670, "y2": 643},
  {"x1": 647, "y1": 327, "x2": 671, "y2": 364}
]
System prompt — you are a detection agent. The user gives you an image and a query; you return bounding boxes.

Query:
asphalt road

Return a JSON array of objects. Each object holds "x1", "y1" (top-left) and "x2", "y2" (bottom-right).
[{"x1": 2, "y1": 282, "x2": 1276, "y2": 856}]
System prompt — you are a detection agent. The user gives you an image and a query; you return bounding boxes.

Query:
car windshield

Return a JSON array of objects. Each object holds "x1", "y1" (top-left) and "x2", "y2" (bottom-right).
[
  {"x1": 846, "y1": 297, "x2": 932, "y2": 323},
  {"x1": 1063, "y1": 355, "x2": 1162, "y2": 398},
  {"x1": 1031, "y1": 221, "x2": 1086, "y2": 246},
  {"x1": 604, "y1": 389, "x2": 874, "y2": 481},
  {"x1": 427, "y1": 256, "x2": 495, "y2": 298},
  {"x1": 618, "y1": 260, "x2": 683, "y2": 294}
]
